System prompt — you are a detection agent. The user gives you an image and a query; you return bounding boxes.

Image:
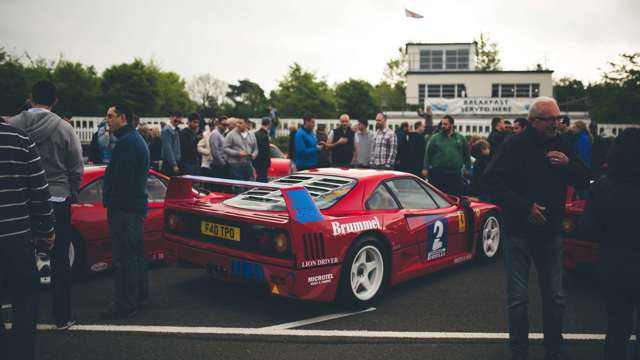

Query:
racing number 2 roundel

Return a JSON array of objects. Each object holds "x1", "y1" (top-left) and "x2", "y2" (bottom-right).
[{"x1": 427, "y1": 218, "x2": 448, "y2": 261}]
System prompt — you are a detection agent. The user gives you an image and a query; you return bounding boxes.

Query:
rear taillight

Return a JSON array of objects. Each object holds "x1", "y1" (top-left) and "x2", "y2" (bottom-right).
[
  {"x1": 273, "y1": 232, "x2": 290, "y2": 253},
  {"x1": 251, "y1": 228, "x2": 290, "y2": 255},
  {"x1": 166, "y1": 212, "x2": 187, "y2": 233},
  {"x1": 561, "y1": 216, "x2": 576, "y2": 234},
  {"x1": 256, "y1": 230, "x2": 272, "y2": 251},
  {"x1": 167, "y1": 213, "x2": 179, "y2": 231}
]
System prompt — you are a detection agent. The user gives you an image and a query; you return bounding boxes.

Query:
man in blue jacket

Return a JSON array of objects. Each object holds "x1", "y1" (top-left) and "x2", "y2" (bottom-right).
[
  {"x1": 161, "y1": 111, "x2": 182, "y2": 176},
  {"x1": 294, "y1": 113, "x2": 325, "y2": 171},
  {"x1": 101, "y1": 104, "x2": 150, "y2": 319}
]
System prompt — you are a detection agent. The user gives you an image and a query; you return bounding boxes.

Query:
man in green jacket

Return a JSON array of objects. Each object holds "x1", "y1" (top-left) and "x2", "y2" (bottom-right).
[{"x1": 421, "y1": 115, "x2": 470, "y2": 196}]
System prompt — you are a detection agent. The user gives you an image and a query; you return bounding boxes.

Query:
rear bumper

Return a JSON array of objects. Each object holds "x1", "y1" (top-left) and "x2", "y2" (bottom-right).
[
  {"x1": 562, "y1": 238, "x2": 599, "y2": 271},
  {"x1": 166, "y1": 234, "x2": 342, "y2": 302}
]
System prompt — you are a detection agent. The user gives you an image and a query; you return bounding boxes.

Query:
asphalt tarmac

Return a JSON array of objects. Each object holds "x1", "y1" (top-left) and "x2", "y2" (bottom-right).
[{"x1": 3, "y1": 256, "x2": 630, "y2": 360}]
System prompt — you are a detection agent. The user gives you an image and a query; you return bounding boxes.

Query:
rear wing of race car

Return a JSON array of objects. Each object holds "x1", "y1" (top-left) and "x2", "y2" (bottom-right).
[{"x1": 165, "y1": 175, "x2": 325, "y2": 224}]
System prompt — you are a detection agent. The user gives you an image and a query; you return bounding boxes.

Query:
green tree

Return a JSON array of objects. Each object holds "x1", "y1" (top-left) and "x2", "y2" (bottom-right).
[
  {"x1": 270, "y1": 63, "x2": 336, "y2": 118},
  {"x1": 372, "y1": 81, "x2": 406, "y2": 112},
  {"x1": 51, "y1": 60, "x2": 102, "y2": 116},
  {"x1": 225, "y1": 79, "x2": 268, "y2": 118},
  {"x1": 589, "y1": 52, "x2": 640, "y2": 124},
  {"x1": 475, "y1": 33, "x2": 501, "y2": 71},
  {"x1": 0, "y1": 49, "x2": 30, "y2": 115},
  {"x1": 22, "y1": 55, "x2": 54, "y2": 89},
  {"x1": 383, "y1": 47, "x2": 408, "y2": 87},
  {"x1": 553, "y1": 77, "x2": 587, "y2": 111},
  {"x1": 153, "y1": 67, "x2": 196, "y2": 115},
  {"x1": 187, "y1": 74, "x2": 228, "y2": 118},
  {"x1": 335, "y1": 79, "x2": 376, "y2": 119},
  {"x1": 101, "y1": 59, "x2": 159, "y2": 116},
  {"x1": 602, "y1": 52, "x2": 640, "y2": 87}
]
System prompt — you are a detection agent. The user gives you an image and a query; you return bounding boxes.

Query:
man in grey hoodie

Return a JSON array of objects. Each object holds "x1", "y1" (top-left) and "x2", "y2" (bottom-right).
[
  {"x1": 223, "y1": 117, "x2": 258, "y2": 181},
  {"x1": 8, "y1": 80, "x2": 84, "y2": 330}
]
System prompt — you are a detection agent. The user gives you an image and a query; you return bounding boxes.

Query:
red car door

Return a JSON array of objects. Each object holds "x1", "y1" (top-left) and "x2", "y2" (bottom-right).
[
  {"x1": 385, "y1": 178, "x2": 468, "y2": 263},
  {"x1": 144, "y1": 174, "x2": 168, "y2": 259},
  {"x1": 72, "y1": 178, "x2": 111, "y2": 269}
]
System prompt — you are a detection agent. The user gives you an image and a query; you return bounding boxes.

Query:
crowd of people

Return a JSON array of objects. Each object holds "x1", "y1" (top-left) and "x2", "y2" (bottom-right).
[
  {"x1": 0, "y1": 80, "x2": 638, "y2": 360},
  {"x1": 87, "y1": 112, "x2": 277, "y2": 184}
]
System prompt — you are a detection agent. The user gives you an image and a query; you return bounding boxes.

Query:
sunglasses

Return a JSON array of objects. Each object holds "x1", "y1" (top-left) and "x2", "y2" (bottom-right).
[{"x1": 535, "y1": 116, "x2": 564, "y2": 122}]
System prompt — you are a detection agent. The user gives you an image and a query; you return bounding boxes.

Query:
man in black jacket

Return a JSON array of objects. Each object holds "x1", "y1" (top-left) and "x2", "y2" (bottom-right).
[
  {"x1": 254, "y1": 118, "x2": 272, "y2": 182},
  {"x1": 100, "y1": 104, "x2": 150, "y2": 320},
  {"x1": 406, "y1": 121, "x2": 426, "y2": 177},
  {"x1": 179, "y1": 113, "x2": 201, "y2": 175},
  {"x1": 484, "y1": 97, "x2": 589, "y2": 360},
  {"x1": 326, "y1": 114, "x2": 355, "y2": 167},
  {"x1": 579, "y1": 128, "x2": 640, "y2": 360},
  {"x1": 487, "y1": 116, "x2": 507, "y2": 156}
]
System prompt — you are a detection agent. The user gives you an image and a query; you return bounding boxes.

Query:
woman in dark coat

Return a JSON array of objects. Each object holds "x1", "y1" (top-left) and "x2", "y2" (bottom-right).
[{"x1": 579, "y1": 128, "x2": 640, "y2": 360}]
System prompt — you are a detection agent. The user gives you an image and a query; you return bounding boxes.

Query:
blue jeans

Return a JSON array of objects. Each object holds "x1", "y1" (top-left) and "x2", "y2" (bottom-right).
[
  {"x1": 107, "y1": 209, "x2": 148, "y2": 311},
  {"x1": 504, "y1": 232, "x2": 565, "y2": 356}
]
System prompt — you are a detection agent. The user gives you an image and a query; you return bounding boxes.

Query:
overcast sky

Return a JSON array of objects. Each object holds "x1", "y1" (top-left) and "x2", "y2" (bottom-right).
[{"x1": 1, "y1": 0, "x2": 638, "y2": 92}]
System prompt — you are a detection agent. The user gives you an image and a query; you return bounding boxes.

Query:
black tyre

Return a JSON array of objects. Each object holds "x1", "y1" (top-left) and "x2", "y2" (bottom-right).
[
  {"x1": 476, "y1": 213, "x2": 502, "y2": 262},
  {"x1": 338, "y1": 236, "x2": 389, "y2": 308}
]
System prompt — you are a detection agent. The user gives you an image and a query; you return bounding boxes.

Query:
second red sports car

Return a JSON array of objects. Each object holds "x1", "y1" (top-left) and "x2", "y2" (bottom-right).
[{"x1": 36, "y1": 166, "x2": 169, "y2": 284}]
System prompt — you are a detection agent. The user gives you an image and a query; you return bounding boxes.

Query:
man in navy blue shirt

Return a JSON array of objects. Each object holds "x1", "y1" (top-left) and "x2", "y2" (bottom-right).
[{"x1": 101, "y1": 104, "x2": 150, "y2": 319}]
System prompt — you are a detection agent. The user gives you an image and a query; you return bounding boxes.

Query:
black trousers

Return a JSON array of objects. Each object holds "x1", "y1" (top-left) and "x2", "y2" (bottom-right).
[
  {"x1": 603, "y1": 283, "x2": 640, "y2": 360},
  {"x1": 428, "y1": 169, "x2": 463, "y2": 197},
  {"x1": 107, "y1": 210, "x2": 147, "y2": 312},
  {"x1": 0, "y1": 235, "x2": 39, "y2": 360},
  {"x1": 255, "y1": 166, "x2": 268, "y2": 183},
  {"x1": 210, "y1": 164, "x2": 228, "y2": 179},
  {"x1": 51, "y1": 200, "x2": 72, "y2": 325},
  {"x1": 161, "y1": 162, "x2": 181, "y2": 177}
]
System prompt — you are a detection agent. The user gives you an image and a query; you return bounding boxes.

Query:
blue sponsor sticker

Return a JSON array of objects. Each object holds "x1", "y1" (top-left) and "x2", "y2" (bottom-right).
[
  {"x1": 231, "y1": 260, "x2": 264, "y2": 281},
  {"x1": 427, "y1": 217, "x2": 448, "y2": 261},
  {"x1": 286, "y1": 188, "x2": 324, "y2": 224}
]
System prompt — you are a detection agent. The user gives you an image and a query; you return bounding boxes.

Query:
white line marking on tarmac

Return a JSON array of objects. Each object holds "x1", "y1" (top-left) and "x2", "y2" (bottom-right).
[
  {"x1": 261, "y1": 307, "x2": 376, "y2": 330},
  {"x1": 4, "y1": 323, "x2": 635, "y2": 342},
  {"x1": 1, "y1": 304, "x2": 11, "y2": 309}
]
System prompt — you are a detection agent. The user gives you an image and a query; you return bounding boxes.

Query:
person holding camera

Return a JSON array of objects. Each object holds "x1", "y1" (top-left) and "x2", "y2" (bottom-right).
[{"x1": 484, "y1": 97, "x2": 589, "y2": 360}]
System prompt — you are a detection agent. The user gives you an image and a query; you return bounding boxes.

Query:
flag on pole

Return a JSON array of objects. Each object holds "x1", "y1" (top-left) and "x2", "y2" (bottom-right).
[{"x1": 405, "y1": 8, "x2": 424, "y2": 19}]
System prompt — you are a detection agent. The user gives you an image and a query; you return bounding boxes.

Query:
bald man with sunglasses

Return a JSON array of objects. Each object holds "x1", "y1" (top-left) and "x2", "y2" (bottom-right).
[{"x1": 484, "y1": 97, "x2": 589, "y2": 360}]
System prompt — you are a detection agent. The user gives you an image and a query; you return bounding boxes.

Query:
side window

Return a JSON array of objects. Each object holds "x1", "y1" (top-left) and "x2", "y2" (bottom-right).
[
  {"x1": 421, "y1": 182, "x2": 451, "y2": 208},
  {"x1": 78, "y1": 179, "x2": 103, "y2": 203},
  {"x1": 365, "y1": 184, "x2": 399, "y2": 210},
  {"x1": 386, "y1": 178, "x2": 438, "y2": 210},
  {"x1": 147, "y1": 176, "x2": 167, "y2": 202}
]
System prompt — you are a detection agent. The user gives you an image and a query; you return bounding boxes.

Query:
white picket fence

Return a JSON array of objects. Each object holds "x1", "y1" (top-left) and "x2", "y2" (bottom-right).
[{"x1": 66, "y1": 116, "x2": 637, "y2": 144}]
